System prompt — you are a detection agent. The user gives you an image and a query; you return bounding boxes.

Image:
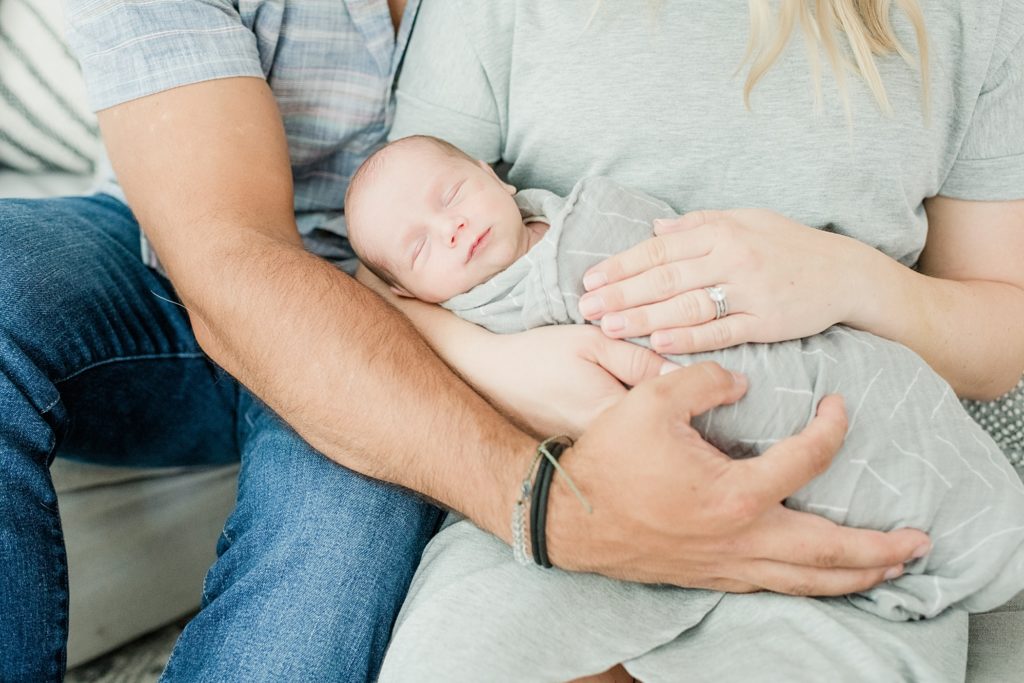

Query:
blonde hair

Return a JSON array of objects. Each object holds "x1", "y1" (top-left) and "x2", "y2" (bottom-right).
[{"x1": 741, "y1": 0, "x2": 929, "y2": 116}]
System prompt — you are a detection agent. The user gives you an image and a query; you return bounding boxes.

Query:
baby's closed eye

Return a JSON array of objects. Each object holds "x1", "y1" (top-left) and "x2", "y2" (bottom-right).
[{"x1": 443, "y1": 180, "x2": 465, "y2": 206}]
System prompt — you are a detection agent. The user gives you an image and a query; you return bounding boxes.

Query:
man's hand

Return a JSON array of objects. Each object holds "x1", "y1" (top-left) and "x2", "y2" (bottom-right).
[{"x1": 545, "y1": 362, "x2": 931, "y2": 596}]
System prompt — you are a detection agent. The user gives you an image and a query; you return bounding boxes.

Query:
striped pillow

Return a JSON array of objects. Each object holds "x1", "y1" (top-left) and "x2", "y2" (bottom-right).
[{"x1": 0, "y1": 0, "x2": 99, "y2": 174}]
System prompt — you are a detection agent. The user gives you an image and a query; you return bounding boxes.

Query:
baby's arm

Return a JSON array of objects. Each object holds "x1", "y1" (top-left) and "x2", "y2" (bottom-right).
[{"x1": 355, "y1": 266, "x2": 667, "y2": 437}]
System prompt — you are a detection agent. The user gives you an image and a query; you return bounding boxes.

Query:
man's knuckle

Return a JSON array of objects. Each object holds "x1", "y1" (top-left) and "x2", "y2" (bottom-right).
[
  {"x1": 721, "y1": 491, "x2": 757, "y2": 521},
  {"x1": 812, "y1": 446, "x2": 833, "y2": 476},
  {"x1": 650, "y1": 378, "x2": 675, "y2": 402},
  {"x1": 815, "y1": 546, "x2": 844, "y2": 568},
  {"x1": 697, "y1": 361, "x2": 730, "y2": 385},
  {"x1": 803, "y1": 437, "x2": 834, "y2": 471}
]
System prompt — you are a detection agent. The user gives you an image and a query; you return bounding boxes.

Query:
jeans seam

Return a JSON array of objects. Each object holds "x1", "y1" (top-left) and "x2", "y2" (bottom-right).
[
  {"x1": 53, "y1": 352, "x2": 208, "y2": 385},
  {"x1": 40, "y1": 395, "x2": 61, "y2": 414}
]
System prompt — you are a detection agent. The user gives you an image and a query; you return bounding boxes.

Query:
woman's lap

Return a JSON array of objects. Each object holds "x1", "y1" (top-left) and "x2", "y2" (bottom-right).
[{"x1": 381, "y1": 518, "x2": 967, "y2": 682}]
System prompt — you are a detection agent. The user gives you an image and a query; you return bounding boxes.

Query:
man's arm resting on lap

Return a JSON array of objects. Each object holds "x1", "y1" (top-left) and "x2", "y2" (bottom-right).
[{"x1": 97, "y1": 77, "x2": 928, "y2": 594}]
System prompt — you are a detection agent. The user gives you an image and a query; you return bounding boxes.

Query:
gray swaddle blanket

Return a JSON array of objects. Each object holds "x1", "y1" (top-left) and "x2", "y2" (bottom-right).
[{"x1": 380, "y1": 178, "x2": 1024, "y2": 681}]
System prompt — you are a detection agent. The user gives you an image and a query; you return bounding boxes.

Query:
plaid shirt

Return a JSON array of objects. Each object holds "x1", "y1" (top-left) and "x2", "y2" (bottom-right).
[{"x1": 65, "y1": 0, "x2": 420, "y2": 268}]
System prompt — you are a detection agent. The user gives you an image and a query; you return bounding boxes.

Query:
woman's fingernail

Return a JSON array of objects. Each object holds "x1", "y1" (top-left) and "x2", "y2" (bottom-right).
[
  {"x1": 910, "y1": 543, "x2": 931, "y2": 560},
  {"x1": 583, "y1": 272, "x2": 607, "y2": 291},
  {"x1": 651, "y1": 331, "x2": 671, "y2": 348},
  {"x1": 730, "y1": 371, "x2": 747, "y2": 387},
  {"x1": 883, "y1": 565, "x2": 903, "y2": 581},
  {"x1": 579, "y1": 295, "x2": 604, "y2": 318},
  {"x1": 660, "y1": 362, "x2": 681, "y2": 375},
  {"x1": 602, "y1": 313, "x2": 625, "y2": 333}
]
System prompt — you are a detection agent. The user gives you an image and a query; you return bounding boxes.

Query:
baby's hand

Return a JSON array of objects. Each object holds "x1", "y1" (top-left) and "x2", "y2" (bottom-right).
[{"x1": 477, "y1": 325, "x2": 671, "y2": 437}]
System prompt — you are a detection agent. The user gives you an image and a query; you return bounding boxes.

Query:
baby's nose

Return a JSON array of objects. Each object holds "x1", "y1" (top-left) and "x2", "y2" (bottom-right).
[{"x1": 448, "y1": 220, "x2": 467, "y2": 247}]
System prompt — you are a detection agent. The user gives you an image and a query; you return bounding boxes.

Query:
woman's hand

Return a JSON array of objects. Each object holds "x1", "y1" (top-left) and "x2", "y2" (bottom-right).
[
  {"x1": 470, "y1": 324, "x2": 671, "y2": 438},
  {"x1": 577, "y1": 209, "x2": 874, "y2": 355}
]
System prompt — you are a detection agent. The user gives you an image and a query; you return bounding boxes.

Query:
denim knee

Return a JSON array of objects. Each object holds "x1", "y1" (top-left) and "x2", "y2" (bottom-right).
[
  {"x1": 0, "y1": 197, "x2": 131, "y2": 354},
  {"x1": 163, "y1": 397, "x2": 442, "y2": 683}
]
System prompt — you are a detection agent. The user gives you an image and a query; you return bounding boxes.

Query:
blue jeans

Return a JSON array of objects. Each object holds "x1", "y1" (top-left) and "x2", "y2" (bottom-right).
[{"x1": 0, "y1": 195, "x2": 442, "y2": 682}]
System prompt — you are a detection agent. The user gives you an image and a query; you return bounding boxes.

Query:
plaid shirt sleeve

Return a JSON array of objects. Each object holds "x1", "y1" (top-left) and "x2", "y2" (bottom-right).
[{"x1": 64, "y1": 0, "x2": 265, "y2": 112}]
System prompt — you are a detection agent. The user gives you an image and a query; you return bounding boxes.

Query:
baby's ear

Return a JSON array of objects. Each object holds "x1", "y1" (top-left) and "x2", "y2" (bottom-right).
[
  {"x1": 390, "y1": 284, "x2": 414, "y2": 298},
  {"x1": 477, "y1": 159, "x2": 516, "y2": 195}
]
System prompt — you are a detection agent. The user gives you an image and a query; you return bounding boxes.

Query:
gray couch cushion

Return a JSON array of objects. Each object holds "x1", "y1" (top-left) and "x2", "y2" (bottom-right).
[
  {"x1": 52, "y1": 458, "x2": 203, "y2": 495},
  {"x1": 967, "y1": 590, "x2": 1024, "y2": 682},
  {"x1": 0, "y1": 169, "x2": 93, "y2": 198}
]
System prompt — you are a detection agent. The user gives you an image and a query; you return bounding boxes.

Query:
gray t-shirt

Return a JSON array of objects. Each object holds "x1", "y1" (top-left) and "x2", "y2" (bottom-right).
[
  {"x1": 392, "y1": 0, "x2": 1024, "y2": 464},
  {"x1": 392, "y1": 0, "x2": 1024, "y2": 268}
]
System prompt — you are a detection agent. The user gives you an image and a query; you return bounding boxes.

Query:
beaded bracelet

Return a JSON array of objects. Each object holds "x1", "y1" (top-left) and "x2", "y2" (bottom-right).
[
  {"x1": 511, "y1": 436, "x2": 593, "y2": 568},
  {"x1": 512, "y1": 449, "x2": 544, "y2": 565}
]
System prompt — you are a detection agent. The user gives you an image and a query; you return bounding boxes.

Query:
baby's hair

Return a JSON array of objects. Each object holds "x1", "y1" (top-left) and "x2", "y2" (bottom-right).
[{"x1": 345, "y1": 135, "x2": 476, "y2": 289}]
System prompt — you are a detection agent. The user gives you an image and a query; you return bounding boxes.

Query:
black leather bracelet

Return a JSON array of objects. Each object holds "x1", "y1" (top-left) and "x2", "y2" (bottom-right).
[
  {"x1": 529, "y1": 455, "x2": 545, "y2": 565},
  {"x1": 534, "y1": 455, "x2": 557, "y2": 568},
  {"x1": 531, "y1": 436, "x2": 573, "y2": 568}
]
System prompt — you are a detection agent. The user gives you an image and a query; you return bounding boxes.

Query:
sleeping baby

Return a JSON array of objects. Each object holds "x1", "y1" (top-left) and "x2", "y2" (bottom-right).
[{"x1": 346, "y1": 135, "x2": 1024, "y2": 676}]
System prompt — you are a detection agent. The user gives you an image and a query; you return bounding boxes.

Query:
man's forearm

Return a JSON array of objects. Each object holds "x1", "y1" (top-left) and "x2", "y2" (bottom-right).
[
  {"x1": 178, "y1": 225, "x2": 533, "y2": 536},
  {"x1": 95, "y1": 78, "x2": 533, "y2": 538}
]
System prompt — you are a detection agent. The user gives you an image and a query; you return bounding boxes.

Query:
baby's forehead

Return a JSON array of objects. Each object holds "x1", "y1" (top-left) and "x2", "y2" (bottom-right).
[{"x1": 380, "y1": 137, "x2": 456, "y2": 170}]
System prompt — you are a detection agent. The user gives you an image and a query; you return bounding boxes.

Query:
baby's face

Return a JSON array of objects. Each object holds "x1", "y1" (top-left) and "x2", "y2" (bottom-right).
[{"x1": 353, "y1": 143, "x2": 531, "y2": 303}]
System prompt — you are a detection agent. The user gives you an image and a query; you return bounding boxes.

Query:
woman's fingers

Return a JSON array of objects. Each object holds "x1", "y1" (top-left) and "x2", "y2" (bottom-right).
[
  {"x1": 579, "y1": 259, "x2": 723, "y2": 320},
  {"x1": 653, "y1": 209, "x2": 731, "y2": 235},
  {"x1": 649, "y1": 315, "x2": 752, "y2": 354},
  {"x1": 582, "y1": 229, "x2": 715, "y2": 292},
  {"x1": 597, "y1": 288, "x2": 720, "y2": 338}
]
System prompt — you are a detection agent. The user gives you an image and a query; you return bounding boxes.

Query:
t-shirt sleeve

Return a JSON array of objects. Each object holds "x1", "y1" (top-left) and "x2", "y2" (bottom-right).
[
  {"x1": 940, "y1": 6, "x2": 1024, "y2": 200},
  {"x1": 65, "y1": 0, "x2": 265, "y2": 112},
  {"x1": 390, "y1": 0, "x2": 503, "y2": 162}
]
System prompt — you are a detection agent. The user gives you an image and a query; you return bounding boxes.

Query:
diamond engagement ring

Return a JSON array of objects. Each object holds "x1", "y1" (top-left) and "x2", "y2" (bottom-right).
[{"x1": 704, "y1": 285, "x2": 729, "y2": 320}]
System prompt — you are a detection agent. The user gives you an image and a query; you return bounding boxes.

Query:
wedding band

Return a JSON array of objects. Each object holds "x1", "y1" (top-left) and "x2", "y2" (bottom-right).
[{"x1": 704, "y1": 285, "x2": 729, "y2": 320}]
